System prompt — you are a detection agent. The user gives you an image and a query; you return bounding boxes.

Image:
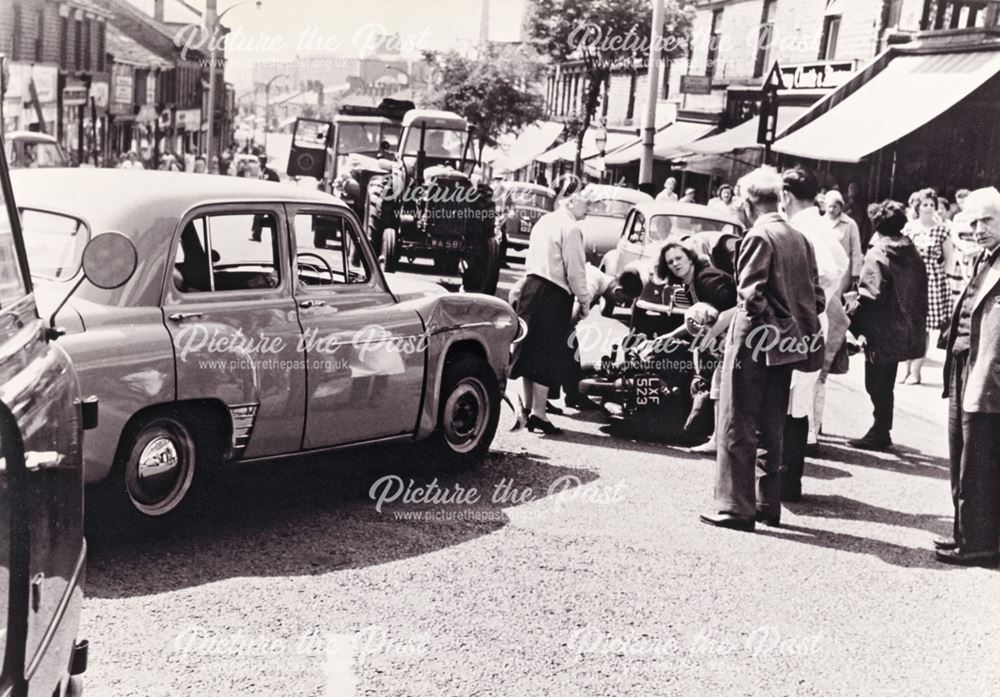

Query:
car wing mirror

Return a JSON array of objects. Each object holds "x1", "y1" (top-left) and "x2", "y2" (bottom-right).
[{"x1": 47, "y1": 232, "x2": 138, "y2": 341}]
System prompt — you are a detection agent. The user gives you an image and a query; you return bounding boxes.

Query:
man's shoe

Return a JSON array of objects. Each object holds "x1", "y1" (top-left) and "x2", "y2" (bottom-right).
[
  {"x1": 933, "y1": 537, "x2": 958, "y2": 551},
  {"x1": 699, "y1": 512, "x2": 755, "y2": 532},
  {"x1": 935, "y1": 548, "x2": 999, "y2": 568},
  {"x1": 755, "y1": 509, "x2": 781, "y2": 527},
  {"x1": 847, "y1": 432, "x2": 892, "y2": 451}
]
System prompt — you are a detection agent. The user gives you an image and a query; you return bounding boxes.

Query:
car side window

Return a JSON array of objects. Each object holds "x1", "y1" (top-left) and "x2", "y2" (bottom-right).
[
  {"x1": 0, "y1": 185, "x2": 27, "y2": 306},
  {"x1": 627, "y1": 212, "x2": 646, "y2": 244},
  {"x1": 173, "y1": 212, "x2": 281, "y2": 293},
  {"x1": 292, "y1": 212, "x2": 371, "y2": 287}
]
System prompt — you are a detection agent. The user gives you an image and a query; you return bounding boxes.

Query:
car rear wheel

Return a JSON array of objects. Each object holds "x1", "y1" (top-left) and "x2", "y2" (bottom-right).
[
  {"x1": 426, "y1": 353, "x2": 500, "y2": 469},
  {"x1": 462, "y1": 237, "x2": 501, "y2": 295}
]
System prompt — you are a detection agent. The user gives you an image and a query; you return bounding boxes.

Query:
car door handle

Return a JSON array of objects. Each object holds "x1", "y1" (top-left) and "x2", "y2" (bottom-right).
[
  {"x1": 298, "y1": 300, "x2": 326, "y2": 309},
  {"x1": 168, "y1": 312, "x2": 204, "y2": 322}
]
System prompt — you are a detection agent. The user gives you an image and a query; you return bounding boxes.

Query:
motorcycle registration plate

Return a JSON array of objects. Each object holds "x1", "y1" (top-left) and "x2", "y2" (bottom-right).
[{"x1": 634, "y1": 375, "x2": 661, "y2": 407}]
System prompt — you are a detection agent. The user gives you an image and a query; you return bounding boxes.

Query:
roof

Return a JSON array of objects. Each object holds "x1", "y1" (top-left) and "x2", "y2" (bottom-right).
[
  {"x1": 582, "y1": 185, "x2": 654, "y2": 204},
  {"x1": 11, "y1": 169, "x2": 342, "y2": 232},
  {"x1": 107, "y1": 24, "x2": 173, "y2": 69},
  {"x1": 401, "y1": 110, "x2": 468, "y2": 130},
  {"x1": 633, "y1": 201, "x2": 743, "y2": 226},
  {"x1": 4, "y1": 131, "x2": 59, "y2": 144}
]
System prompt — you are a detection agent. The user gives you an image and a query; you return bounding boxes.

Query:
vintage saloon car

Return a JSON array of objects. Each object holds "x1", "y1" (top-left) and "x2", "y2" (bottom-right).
[{"x1": 13, "y1": 169, "x2": 521, "y2": 528}]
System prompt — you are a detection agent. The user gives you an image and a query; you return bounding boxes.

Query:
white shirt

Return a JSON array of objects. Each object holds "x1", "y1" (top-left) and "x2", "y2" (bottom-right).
[
  {"x1": 788, "y1": 207, "x2": 850, "y2": 308},
  {"x1": 655, "y1": 190, "x2": 678, "y2": 203},
  {"x1": 524, "y1": 205, "x2": 591, "y2": 311}
]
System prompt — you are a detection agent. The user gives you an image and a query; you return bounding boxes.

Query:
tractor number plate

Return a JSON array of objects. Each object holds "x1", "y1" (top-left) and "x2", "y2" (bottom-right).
[
  {"x1": 429, "y1": 237, "x2": 464, "y2": 251},
  {"x1": 634, "y1": 376, "x2": 661, "y2": 407}
]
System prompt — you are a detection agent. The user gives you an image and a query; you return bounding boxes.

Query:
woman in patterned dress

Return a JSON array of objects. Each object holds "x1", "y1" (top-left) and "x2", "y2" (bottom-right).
[{"x1": 901, "y1": 188, "x2": 953, "y2": 385}]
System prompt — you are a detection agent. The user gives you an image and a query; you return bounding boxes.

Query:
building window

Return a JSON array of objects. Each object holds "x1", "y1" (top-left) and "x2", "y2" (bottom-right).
[
  {"x1": 74, "y1": 19, "x2": 82, "y2": 70},
  {"x1": 96, "y1": 22, "x2": 106, "y2": 72},
  {"x1": 60, "y1": 17, "x2": 68, "y2": 69},
  {"x1": 706, "y1": 9, "x2": 723, "y2": 79},
  {"x1": 924, "y1": 1, "x2": 998, "y2": 29},
  {"x1": 12, "y1": 4, "x2": 22, "y2": 60},
  {"x1": 35, "y1": 8, "x2": 45, "y2": 62},
  {"x1": 819, "y1": 15, "x2": 841, "y2": 60},
  {"x1": 83, "y1": 19, "x2": 91, "y2": 71},
  {"x1": 753, "y1": 0, "x2": 777, "y2": 78}
]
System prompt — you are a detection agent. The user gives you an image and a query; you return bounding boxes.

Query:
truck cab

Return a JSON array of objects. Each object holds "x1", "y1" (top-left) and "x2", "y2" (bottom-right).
[{"x1": 0, "y1": 132, "x2": 91, "y2": 695}]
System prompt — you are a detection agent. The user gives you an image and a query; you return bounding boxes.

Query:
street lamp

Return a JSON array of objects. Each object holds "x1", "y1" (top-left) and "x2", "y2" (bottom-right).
[
  {"x1": 205, "y1": 0, "x2": 262, "y2": 167},
  {"x1": 594, "y1": 120, "x2": 608, "y2": 183},
  {"x1": 263, "y1": 73, "x2": 289, "y2": 153}
]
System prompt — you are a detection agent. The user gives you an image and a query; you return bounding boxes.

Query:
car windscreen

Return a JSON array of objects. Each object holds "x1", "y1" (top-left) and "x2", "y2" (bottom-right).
[
  {"x1": 648, "y1": 215, "x2": 739, "y2": 241},
  {"x1": 401, "y1": 128, "x2": 467, "y2": 159},
  {"x1": 586, "y1": 199, "x2": 636, "y2": 218},
  {"x1": 20, "y1": 209, "x2": 90, "y2": 281}
]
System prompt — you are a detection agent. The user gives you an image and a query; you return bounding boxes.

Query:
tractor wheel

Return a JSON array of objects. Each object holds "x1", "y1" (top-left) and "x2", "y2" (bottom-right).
[
  {"x1": 462, "y1": 237, "x2": 501, "y2": 296},
  {"x1": 382, "y1": 228, "x2": 401, "y2": 272},
  {"x1": 434, "y1": 250, "x2": 461, "y2": 275}
]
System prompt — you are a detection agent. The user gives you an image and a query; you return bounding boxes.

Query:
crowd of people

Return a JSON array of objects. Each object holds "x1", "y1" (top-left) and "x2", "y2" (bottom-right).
[
  {"x1": 511, "y1": 163, "x2": 1000, "y2": 569},
  {"x1": 106, "y1": 144, "x2": 281, "y2": 182}
]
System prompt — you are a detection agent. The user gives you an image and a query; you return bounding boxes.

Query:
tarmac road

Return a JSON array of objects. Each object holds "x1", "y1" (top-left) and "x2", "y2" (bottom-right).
[{"x1": 80, "y1": 254, "x2": 1000, "y2": 696}]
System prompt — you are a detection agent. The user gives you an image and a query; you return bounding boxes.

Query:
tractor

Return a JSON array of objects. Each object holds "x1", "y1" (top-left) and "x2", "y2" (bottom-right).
[{"x1": 363, "y1": 109, "x2": 501, "y2": 295}]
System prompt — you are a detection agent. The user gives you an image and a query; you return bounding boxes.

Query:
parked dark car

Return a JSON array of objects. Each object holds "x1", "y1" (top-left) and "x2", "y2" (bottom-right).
[
  {"x1": 494, "y1": 181, "x2": 556, "y2": 257},
  {"x1": 0, "y1": 133, "x2": 96, "y2": 696}
]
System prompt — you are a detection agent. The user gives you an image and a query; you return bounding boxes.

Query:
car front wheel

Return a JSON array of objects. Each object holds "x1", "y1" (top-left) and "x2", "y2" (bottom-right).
[{"x1": 427, "y1": 353, "x2": 500, "y2": 468}]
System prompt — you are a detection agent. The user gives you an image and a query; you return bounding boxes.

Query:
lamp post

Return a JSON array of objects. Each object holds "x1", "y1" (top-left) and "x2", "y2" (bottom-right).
[
  {"x1": 205, "y1": 0, "x2": 261, "y2": 167},
  {"x1": 263, "y1": 73, "x2": 289, "y2": 153},
  {"x1": 593, "y1": 120, "x2": 608, "y2": 184}
]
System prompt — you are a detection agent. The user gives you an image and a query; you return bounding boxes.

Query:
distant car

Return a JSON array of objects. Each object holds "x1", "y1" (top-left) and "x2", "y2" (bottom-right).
[
  {"x1": 578, "y1": 185, "x2": 654, "y2": 266},
  {"x1": 494, "y1": 181, "x2": 556, "y2": 256},
  {"x1": 14, "y1": 168, "x2": 522, "y2": 530},
  {"x1": 3, "y1": 131, "x2": 70, "y2": 169},
  {"x1": 599, "y1": 201, "x2": 744, "y2": 317}
]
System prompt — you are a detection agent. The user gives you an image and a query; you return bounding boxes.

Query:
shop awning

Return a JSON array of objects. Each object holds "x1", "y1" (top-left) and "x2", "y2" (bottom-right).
[
  {"x1": 536, "y1": 130, "x2": 638, "y2": 165},
  {"x1": 773, "y1": 49, "x2": 1000, "y2": 162},
  {"x1": 493, "y1": 121, "x2": 564, "y2": 172},
  {"x1": 604, "y1": 120, "x2": 717, "y2": 165},
  {"x1": 686, "y1": 107, "x2": 808, "y2": 155}
]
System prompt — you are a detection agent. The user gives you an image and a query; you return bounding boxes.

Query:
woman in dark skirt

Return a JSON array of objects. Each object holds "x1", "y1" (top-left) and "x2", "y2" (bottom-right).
[{"x1": 510, "y1": 191, "x2": 593, "y2": 435}]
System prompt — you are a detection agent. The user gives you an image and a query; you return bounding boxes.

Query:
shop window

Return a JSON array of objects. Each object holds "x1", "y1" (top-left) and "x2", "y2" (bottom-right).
[
  {"x1": 754, "y1": 0, "x2": 777, "y2": 79},
  {"x1": 819, "y1": 15, "x2": 841, "y2": 60},
  {"x1": 706, "y1": 9, "x2": 723, "y2": 79}
]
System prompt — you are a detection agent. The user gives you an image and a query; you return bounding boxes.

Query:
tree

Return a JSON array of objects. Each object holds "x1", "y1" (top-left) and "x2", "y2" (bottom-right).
[
  {"x1": 529, "y1": 0, "x2": 694, "y2": 176},
  {"x1": 421, "y1": 45, "x2": 548, "y2": 164}
]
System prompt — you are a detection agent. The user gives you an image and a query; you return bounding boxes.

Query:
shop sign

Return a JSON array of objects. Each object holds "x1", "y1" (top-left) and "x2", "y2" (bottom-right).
[
  {"x1": 778, "y1": 61, "x2": 855, "y2": 91},
  {"x1": 175, "y1": 108, "x2": 201, "y2": 129},
  {"x1": 91, "y1": 81, "x2": 109, "y2": 109},
  {"x1": 63, "y1": 85, "x2": 88, "y2": 107},
  {"x1": 681, "y1": 75, "x2": 712, "y2": 95},
  {"x1": 4, "y1": 63, "x2": 58, "y2": 104},
  {"x1": 114, "y1": 73, "x2": 134, "y2": 104}
]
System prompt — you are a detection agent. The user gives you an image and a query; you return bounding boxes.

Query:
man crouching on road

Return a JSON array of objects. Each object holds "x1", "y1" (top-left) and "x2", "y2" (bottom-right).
[
  {"x1": 700, "y1": 167, "x2": 825, "y2": 532},
  {"x1": 936, "y1": 187, "x2": 1000, "y2": 567}
]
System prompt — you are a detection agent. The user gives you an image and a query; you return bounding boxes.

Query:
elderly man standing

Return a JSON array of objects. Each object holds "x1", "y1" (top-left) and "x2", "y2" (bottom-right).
[
  {"x1": 826, "y1": 190, "x2": 863, "y2": 288},
  {"x1": 936, "y1": 187, "x2": 1000, "y2": 567},
  {"x1": 701, "y1": 167, "x2": 825, "y2": 531}
]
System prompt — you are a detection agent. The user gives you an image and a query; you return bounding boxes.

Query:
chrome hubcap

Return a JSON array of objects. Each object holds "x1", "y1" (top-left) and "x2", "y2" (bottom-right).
[
  {"x1": 443, "y1": 378, "x2": 488, "y2": 454},
  {"x1": 127, "y1": 423, "x2": 195, "y2": 517}
]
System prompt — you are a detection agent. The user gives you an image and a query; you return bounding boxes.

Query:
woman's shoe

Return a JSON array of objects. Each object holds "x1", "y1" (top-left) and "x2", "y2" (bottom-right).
[
  {"x1": 527, "y1": 415, "x2": 562, "y2": 435},
  {"x1": 545, "y1": 401, "x2": 564, "y2": 416},
  {"x1": 903, "y1": 375, "x2": 922, "y2": 385}
]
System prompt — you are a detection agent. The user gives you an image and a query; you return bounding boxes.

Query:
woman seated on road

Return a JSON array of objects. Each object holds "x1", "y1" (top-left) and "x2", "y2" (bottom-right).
[{"x1": 646, "y1": 242, "x2": 737, "y2": 453}]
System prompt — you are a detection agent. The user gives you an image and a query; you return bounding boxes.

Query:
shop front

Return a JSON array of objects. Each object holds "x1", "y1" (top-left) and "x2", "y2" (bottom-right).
[
  {"x1": 2, "y1": 64, "x2": 59, "y2": 135},
  {"x1": 772, "y1": 30, "x2": 1000, "y2": 240}
]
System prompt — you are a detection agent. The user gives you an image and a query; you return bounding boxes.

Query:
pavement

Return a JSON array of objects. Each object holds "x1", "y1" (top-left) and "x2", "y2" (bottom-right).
[{"x1": 79, "y1": 257, "x2": 1000, "y2": 697}]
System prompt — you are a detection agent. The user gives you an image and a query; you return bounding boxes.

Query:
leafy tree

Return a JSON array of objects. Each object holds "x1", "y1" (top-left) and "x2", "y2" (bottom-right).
[
  {"x1": 421, "y1": 45, "x2": 548, "y2": 163},
  {"x1": 529, "y1": 0, "x2": 694, "y2": 175}
]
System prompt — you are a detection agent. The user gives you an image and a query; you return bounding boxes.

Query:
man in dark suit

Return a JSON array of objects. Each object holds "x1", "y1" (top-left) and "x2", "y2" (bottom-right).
[
  {"x1": 701, "y1": 167, "x2": 825, "y2": 531},
  {"x1": 936, "y1": 187, "x2": 1000, "y2": 567}
]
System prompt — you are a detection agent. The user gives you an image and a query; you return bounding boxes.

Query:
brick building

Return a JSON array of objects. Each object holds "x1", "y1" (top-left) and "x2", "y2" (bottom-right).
[{"x1": 0, "y1": 0, "x2": 111, "y2": 163}]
